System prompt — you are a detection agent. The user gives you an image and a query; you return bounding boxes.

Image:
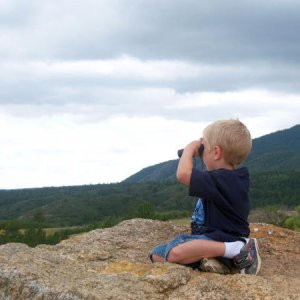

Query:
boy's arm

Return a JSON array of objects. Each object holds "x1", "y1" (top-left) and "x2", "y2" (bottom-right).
[{"x1": 176, "y1": 140, "x2": 202, "y2": 186}]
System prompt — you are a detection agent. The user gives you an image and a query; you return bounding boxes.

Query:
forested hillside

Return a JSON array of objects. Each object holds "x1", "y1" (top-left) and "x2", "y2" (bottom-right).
[
  {"x1": 246, "y1": 124, "x2": 300, "y2": 173},
  {"x1": 0, "y1": 182, "x2": 193, "y2": 226},
  {"x1": 0, "y1": 124, "x2": 299, "y2": 228}
]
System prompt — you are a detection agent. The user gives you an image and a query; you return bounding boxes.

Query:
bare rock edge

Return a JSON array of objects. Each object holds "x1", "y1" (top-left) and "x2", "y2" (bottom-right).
[{"x1": 0, "y1": 218, "x2": 299, "y2": 299}]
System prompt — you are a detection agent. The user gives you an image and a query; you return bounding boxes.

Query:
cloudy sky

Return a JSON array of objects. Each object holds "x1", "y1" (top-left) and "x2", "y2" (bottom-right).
[{"x1": 1, "y1": 0, "x2": 300, "y2": 189}]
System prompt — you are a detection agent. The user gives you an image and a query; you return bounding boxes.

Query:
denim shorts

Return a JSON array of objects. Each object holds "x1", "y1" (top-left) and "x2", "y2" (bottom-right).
[{"x1": 150, "y1": 233, "x2": 212, "y2": 261}]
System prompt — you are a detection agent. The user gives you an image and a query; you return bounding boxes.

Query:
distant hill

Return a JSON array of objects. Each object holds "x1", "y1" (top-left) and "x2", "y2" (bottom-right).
[
  {"x1": 245, "y1": 124, "x2": 300, "y2": 173},
  {"x1": 0, "y1": 182, "x2": 194, "y2": 226},
  {"x1": 0, "y1": 124, "x2": 299, "y2": 227},
  {"x1": 124, "y1": 160, "x2": 179, "y2": 183},
  {"x1": 124, "y1": 124, "x2": 300, "y2": 183}
]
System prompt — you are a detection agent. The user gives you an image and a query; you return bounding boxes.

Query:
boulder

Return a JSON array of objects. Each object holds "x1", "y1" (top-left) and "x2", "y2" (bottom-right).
[{"x1": 0, "y1": 219, "x2": 299, "y2": 299}]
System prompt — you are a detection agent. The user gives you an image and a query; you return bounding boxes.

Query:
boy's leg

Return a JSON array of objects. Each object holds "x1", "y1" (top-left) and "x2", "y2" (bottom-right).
[
  {"x1": 149, "y1": 234, "x2": 221, "y2": 264},
  {"x1": 167, "y1": 239, "x2": 225, "y2": 265},
  {"x1": 150, "y1": 236, "x2": 261, "y2": 275},
  {"x1": 151, "y1": 254, "x2": 166, "y2": 263},
  {"x1": 149, "y1": 244, "x2": 168, "y2": 263}
]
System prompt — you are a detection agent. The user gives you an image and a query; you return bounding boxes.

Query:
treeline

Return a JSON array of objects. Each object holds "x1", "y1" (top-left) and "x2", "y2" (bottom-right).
[
  {"x1": 0, "y1": 219, "x2": 88, "y2": 247},
  {"x1": 0, "y1": 182, "x2": 194, "y2": 227},
  {"x1": 250, "y1": 171, "x2": 300, "y2": 208},
  {"x1": 0, "y1": 202, "x2": 190, "y2": 247},
  {"x1": 0, "y1": 171, "x2": 299, "y2": 228}
]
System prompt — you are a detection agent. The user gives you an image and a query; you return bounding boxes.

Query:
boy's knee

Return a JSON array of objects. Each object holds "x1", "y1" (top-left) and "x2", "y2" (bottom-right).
[{"x1": 167, "y1": 247, "x2": 183, "y2": 263}]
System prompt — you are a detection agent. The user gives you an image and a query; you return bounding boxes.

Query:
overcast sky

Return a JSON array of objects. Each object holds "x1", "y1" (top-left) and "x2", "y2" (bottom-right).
[{"x1": 1, "y1": 0, "x2": 300, "y2": 189}]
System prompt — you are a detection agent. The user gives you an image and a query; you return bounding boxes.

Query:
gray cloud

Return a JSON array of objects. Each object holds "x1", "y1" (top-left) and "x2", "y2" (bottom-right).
[
  {"x1": 1, "y1": 0, "x2": 300, "y2": 121},
  {"x1": 1, "y1": 58, "x2": 300, "y2": 109},
  {"x1": 2, "y1": 0, "x2": 300, "y2": 62}
]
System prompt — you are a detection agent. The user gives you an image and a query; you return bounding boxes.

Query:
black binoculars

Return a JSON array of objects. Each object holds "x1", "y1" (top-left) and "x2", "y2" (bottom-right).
[{"x1": 177, "y1": 144, "x2": 204, "y2": 158}]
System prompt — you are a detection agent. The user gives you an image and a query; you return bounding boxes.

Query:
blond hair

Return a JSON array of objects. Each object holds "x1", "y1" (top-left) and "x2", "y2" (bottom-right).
[{"x1": 203, "y1": 119, "x2": 252, "y2": 167}]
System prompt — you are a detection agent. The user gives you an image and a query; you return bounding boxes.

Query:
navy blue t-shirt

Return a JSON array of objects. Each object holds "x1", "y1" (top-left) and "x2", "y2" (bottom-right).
[{"x1": 189, "y1": 167, "x2": 250, "y2": 242}]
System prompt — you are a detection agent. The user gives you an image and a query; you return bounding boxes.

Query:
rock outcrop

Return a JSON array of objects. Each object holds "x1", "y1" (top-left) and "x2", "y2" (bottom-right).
[{"x1": 0, "y1": 219, "x2": 299, "y2": 299}]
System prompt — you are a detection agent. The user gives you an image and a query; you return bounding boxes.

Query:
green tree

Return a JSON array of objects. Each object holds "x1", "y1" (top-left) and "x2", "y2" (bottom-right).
[
  {"x1": 23, "y1": 227, "x2": 47, "y2": 247},
  {"x1": 137, "y1": 202, "x2": 155, "y2": 219},
  {"x1": 284, "y1": 217, "x2": 300, "y2": 231},
  {"x1": 33, "y1": 209, "x2": 45, "y2": 224}
]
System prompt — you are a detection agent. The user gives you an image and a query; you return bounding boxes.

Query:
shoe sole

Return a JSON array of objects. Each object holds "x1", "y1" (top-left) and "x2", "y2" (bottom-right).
[
  {"x1": 240, "y1": 238, "x2": 261, "y2": 275},
  {"x1": 200, "y1": 258, "x2": 231, "y2": 274}
]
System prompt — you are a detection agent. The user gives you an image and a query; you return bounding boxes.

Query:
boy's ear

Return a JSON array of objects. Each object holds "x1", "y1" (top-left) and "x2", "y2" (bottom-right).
[{"x1": 213, "y1": 145, "x2": 223, "y2": 160}]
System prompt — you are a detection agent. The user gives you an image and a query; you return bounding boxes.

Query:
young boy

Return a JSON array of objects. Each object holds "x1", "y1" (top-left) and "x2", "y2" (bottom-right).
[{"x1": 149, "y1": 119, "x2": 261, "y2": 275}]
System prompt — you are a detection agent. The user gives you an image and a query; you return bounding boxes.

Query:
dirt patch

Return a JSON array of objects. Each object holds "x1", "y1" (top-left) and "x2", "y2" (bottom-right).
[{"x1": 249, "y1": 223, "x2": 300, "y2": 294}]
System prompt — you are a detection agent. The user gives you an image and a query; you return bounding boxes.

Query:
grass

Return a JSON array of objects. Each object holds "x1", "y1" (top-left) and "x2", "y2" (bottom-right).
[
  {"x1": 168, "y1": 218, "x2": 190, "y2": 225},
  {"x1": 43, "y1": 226, "x2": 83, "y2": 236}
]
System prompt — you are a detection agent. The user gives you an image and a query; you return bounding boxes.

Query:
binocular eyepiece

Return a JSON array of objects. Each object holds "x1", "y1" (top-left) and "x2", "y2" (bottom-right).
[{"x1": 177, "y1": 144, "x2": 204, "y2": 158}]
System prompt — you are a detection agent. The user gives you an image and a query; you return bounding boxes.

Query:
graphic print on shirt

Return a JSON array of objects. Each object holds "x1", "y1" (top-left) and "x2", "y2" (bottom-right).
[{"x1": 191, "y1": 198, "x2": 205, "y2": 225}]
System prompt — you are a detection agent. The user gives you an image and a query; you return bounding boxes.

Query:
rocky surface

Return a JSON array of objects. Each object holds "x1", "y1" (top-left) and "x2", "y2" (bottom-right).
[{"x1": 0, "y1": 218, "x2": 299, "y2": 299}]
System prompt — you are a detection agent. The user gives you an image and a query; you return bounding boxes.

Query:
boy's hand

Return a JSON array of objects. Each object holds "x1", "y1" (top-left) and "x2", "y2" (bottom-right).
[{"x1": 184, "y1": 140, "x2": 202, "y2": 157}]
